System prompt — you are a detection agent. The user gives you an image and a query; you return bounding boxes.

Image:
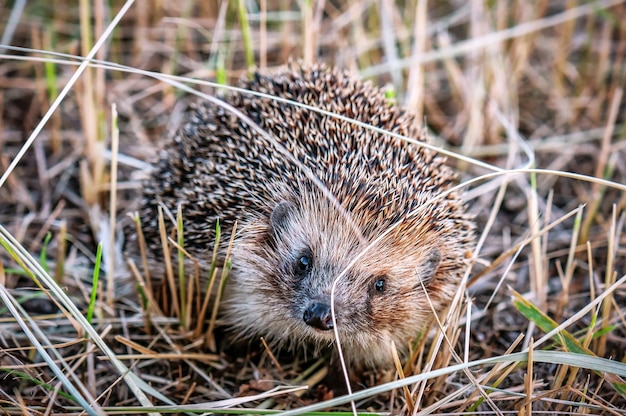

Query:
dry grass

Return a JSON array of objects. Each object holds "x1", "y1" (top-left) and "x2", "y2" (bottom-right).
[{"x1": 1, "y1": 0, "x2": 626, "y2": 414}]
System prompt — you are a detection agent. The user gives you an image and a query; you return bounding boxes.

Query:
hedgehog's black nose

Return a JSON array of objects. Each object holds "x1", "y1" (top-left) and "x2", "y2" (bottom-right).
[{"x1": 303, "y1": 303, "x2": 334, "y2": 331}]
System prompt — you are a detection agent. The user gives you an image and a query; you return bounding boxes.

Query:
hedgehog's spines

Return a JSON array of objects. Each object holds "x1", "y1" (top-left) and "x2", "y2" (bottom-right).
[{"x1": 130, "y1": 63, "x2": 475, "y2": 368}]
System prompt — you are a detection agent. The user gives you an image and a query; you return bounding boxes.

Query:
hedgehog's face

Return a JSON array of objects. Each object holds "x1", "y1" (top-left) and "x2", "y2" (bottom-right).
[{"x1": 225, "y1": 195, "x2": 457, "y2": 367}]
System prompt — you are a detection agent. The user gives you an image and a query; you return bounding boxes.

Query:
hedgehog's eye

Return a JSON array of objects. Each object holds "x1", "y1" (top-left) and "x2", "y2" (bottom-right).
[
  {"x1": 294, "y1": 253, "x2": 313, "y2": 276},
  {"x1": 374, "y1": 277, "x2": 386, "y2": 293}
]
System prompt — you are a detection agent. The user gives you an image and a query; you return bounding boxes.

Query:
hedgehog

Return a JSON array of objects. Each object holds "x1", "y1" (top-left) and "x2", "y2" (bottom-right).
[{"x1": 130, "y1": 63, "x2": 475, "y2": 368}]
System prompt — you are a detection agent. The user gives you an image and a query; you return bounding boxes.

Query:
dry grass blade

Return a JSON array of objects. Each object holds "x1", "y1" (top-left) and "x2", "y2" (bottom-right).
[
  {"x1": 106, "y1": 103, "x2": 120, "y2": 308},
  {"x1": 0, "y1": 0, "x2": 25, "y2": 53},
  {"x1": 531, "y1": 272, "x2": 626, "y2": 351},
  {"x1": 391, "y1": 341, "x2": 414, "y2": 414},
  {"x1": 0, "y1": 225, "x2": 172, "y2": 410},
  {"x1": 279, "y1": 351, "x2": 626, "y2": 416},
  {"x1": 1, "y1": 46, "x2": 508, "y2": 173},
  {"x1": 0, "y1": 0, "x2": 135, "y2": 190},
  {"x1": 579, "y1": 88, "x2": 624, "y2": 244},
  {"x1": 0, "y1": 264, "x2": 101, "y2": 415}
]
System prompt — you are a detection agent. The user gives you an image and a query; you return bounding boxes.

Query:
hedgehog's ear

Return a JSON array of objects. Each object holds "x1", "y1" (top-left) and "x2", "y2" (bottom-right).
[
  {"x1": 418, "y1": 248, "x2": 441, "y2": 286},
  {"x1": 270, "y1": 200, "x2": 295, "y2": 234}
]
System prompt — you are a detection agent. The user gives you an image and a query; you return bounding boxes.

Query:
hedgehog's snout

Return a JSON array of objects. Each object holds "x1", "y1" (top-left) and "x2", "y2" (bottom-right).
[{"x1": 303, "y1": 302, "x2": 334, "y2": 331}]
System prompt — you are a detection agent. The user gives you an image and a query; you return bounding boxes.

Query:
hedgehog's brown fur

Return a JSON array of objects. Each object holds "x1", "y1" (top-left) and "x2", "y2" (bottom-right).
[{"x1": 132, "y1": 63, "x2": 475, "y2": 368}]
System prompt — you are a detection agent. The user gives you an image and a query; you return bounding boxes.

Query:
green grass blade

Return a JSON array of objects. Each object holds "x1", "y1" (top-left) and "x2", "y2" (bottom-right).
[{"x1": 86, "y1": 242, "x2": 102, "y2": 324}]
